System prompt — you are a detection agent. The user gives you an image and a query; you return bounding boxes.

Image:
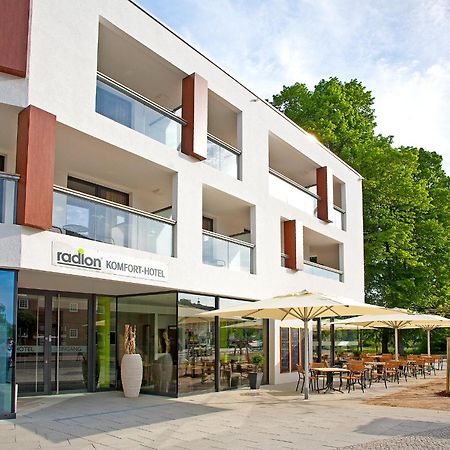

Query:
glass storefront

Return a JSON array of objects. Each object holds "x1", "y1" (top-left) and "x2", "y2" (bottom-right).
[
  {"x1": 14, "y1": 290, "x2": 267, "y2": 399},
  {"x1": 0, "y1": 270, "x2": 16, "y2": 418},
  {"x1": 178, "y1": 293, "x2": 216, "y2": 395},
  {"x1": 117, "y1": 293, "x2": 177, "y2": 395},
  {"x1": 218, "y1": 298, "x2": 266, "y2": 390}
]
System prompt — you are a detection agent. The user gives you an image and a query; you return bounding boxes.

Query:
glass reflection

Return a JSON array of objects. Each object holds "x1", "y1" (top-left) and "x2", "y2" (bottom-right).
[
  {"x1": 178, "y1": 294, "x2": 216, "y2": 395},
  {"x1": 0, "y1": 270, "x2": 15, "y2": 417},
  {"x1": 117, "y1": 293, "x2": 177, "y2": 395},
  {"x1": 218, "y1": 298, "x2": 265, "y2": 390}
]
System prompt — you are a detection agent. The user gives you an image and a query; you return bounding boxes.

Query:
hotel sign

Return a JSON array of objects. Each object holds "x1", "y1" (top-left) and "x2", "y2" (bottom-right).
[{"x1": 52, "y1": 242, "x2": 168, "y2": 282}]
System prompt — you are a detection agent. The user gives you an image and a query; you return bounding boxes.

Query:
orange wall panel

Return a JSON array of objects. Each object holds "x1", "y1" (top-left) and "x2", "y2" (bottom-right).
[
  {"x1": 0, "y1": 0, "x2": 30, "y2": 77},
  {"x1": 16, "y1": 106, "x2": 56, "y2": 230},
  {"x1": 283, "y1": 220, "x2": 297, "y2": 271},
  {"x1": 182, "y1": 73, "x2": 208, "y2": 160}
]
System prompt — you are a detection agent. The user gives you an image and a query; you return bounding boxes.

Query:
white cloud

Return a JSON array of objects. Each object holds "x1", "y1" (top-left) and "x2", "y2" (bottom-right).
[{"x1": 142, "y1": 0, "x2": 450, "y2": 172}]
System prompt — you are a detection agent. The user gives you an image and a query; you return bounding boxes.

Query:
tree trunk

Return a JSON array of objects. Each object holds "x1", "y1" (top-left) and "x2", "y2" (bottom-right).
[{"x1": 381, "y1": 328, "x2": 390, "y2": 353}]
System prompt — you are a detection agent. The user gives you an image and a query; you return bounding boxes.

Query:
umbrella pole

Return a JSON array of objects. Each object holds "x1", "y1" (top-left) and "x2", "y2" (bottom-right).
[
  {"x1": 427, "y1": 329, "x2": 431, "y2": 356},
  {"x1": 394, "y1": 328, "x2": 399, "y2": 361},
  {"x1": 304, "y1": 317, "x2": 310, "y2": 400}
]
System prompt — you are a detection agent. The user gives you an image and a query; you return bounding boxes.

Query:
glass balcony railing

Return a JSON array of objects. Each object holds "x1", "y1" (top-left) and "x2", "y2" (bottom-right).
[
  {"x1": 96, "y1": 73, "x2": 185, "y2": 151},
  {"x1": 52, "y1": 186, "x2": 175, "y2": 257},
  {"x1": 204, "y1": 134, "x2": 240, "y2": 179},
  {"x1": 202, "y1": 230, "x2": 254, "y2": 273},
  {"x1": 0, "y1": 173, "x2": 18, "y2": 224},
  {"x1": 332, "y1": 206, "x2": 346, "y2": 231},
  {"x1": 303, "y1": 260, "x2": 343, "y2": 282},
  {"x1": 269, "y1": 169, "x2": 318, "y2": 216}
]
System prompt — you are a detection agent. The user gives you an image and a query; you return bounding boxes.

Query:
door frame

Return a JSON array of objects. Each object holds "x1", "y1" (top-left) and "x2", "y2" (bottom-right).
[{"x1": 18, "y1": 289, "x2": 95, "y2": 395}]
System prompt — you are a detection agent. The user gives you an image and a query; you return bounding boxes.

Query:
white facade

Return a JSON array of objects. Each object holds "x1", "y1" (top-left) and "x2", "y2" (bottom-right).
[{"x1": 0, "y1": 0, "x2": 364, "y2": 387}]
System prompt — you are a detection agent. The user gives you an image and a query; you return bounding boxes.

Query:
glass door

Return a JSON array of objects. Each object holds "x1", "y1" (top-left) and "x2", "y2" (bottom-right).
[
  {"x1": 16, "y1": 293, "x2": 90, "y2": 395},
  {"x1": 16, "y1": 294, "x2": 46, "y2": 395},
  {"x1": 51, "y1": 296, "x2": 89, "y2": 393}
]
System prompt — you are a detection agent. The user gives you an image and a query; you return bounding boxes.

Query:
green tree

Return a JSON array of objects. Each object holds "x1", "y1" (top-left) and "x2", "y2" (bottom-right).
[{"x1": 273, "y1": 78, "x2": 450, "y2": 350}]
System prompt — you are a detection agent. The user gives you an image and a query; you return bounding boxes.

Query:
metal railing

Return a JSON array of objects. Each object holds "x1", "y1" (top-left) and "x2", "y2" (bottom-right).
[
  {"x1": 303, "y1": 260, "x2": 343, "y2": 282},
  {"x1": 52, "y1": 186, "x2": 175, "y2": 257},
  {"x1": 269, "y1": 168, "x2": 319, "y2": 216},
  {"x1": 96, "y1": 72, "x2": 185, "y2": 151},
  {"x1": 202, "y1": 229, "x2": 254, "y2": 273},
  {"x1": 204, "y1": 133, "x2": 241, "y2": 179},
  {"x1": 0, "y1": 173, "x2": 18, "y2": 224}
]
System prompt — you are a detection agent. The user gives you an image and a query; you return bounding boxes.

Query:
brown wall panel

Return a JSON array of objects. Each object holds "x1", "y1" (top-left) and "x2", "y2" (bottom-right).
[
  {"x1": 16, "y1": 106, "x2": 56, "y2": 230},
  {"x1": 283, "y1": 219, "x2": 297, "y2": 271},
  {"x1": 316, "y1": 166, "x2": 331, "y2": 222},
  {"x1": 182, "y1": 73, "x2": 208, "y2": 160},
  {"x1": 0, "y1": 0, "x2": 30, "y2": 77}
]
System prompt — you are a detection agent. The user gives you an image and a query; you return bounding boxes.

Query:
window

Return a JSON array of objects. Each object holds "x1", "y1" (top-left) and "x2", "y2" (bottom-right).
[
  {"x1": 18, "y1": 298, "x2": 29, "y2": 310},
  {"x1": 69, "y1": 303, "x2": 79, "y2": 313},
  {"x1": 69, "y1": 329, "x2": 78, "y2": 339},
  {"x1": 280, "y1": 327, "x2": 302, "y2": 373},
  {"x1": 67, "y1": 176, "x2": 129, "y2": 206},
  {"x1": 0, "y1": 155, "x2": 5, "y2": 172},
  {"x1": 202, "y1": 216, "x2": 214, "y2": 232}
]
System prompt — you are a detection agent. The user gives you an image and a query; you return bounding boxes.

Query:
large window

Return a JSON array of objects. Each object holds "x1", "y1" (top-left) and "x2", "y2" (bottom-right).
[
  {"x1": 218, "y1": 298, "x2": 265, "y2": 390},
  {"x1": 117, "y1": 293, "x2": 177, "y2": 395},
  {"x1": 178, "y1": 293, "x2": 216, "y2": 395},
  {"x1": 0, "y1": 270, "x2": 16, "y2": 417},
  {"x1": 67, "y1": 177, "x2": 129, "y2": 206},
  {"x1": 280, "y1": 327, "x2": 301, "y2": 373}
]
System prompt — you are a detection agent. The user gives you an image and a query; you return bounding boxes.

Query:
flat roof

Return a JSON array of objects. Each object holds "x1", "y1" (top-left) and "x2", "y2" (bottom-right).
[{"x1": 128, "y1": 0, "x2": 363, "y2": 179}]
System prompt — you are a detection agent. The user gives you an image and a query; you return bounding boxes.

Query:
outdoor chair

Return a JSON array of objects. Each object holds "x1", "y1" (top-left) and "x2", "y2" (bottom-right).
[
  {"x1": 384, "y1": 361, "x2": 401, "y2": 384},
  {"x1": 342, "y1": 361, "x2": 369, "y2": 393},
  {"x1": 295, "y1": 364, "x2": 319, "y2": 393},
  {"x1": 380, "y1": 354, "x2": 392, "y2": 362},
  {"x1": 311, "y1": 362, "x2": 328, "y2": 392}
]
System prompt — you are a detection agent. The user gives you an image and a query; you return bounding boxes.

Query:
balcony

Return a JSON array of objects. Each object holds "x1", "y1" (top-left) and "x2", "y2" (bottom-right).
[
  {"x1": 202, "y1": 230, "x2": 254, "y2": 273},
  {"x1": 0, "y1": 173, "x2": 18, "y2": 224},
  {"x1": 204, "y1": 134, "x2": 240, "y2": 179},
  {"x1": 96, "y1": 73, "x2": 185, "y2": 151},
  {"x1": 303, "y1": 260, "x2": 343, "y2": 282},
  {"x1": 269, "y1": 169, "x2": 318, "y2": 216},
  {"x1": 52, "y1": 186, "x2": 175, "y2": 256}
]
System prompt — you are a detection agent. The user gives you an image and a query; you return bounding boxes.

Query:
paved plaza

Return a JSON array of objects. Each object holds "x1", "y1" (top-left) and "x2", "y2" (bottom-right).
[{"x1": 1, "y1": 374, "x2": 449, "y2": 449}]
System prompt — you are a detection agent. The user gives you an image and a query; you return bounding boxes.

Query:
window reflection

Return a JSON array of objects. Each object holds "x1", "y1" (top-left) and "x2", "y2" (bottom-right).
[
  {"x1": 0, "y1": 270, "x2": 15, "y2": 417},
  {"x1": 218, "y1": 298, "x2": 265, "y2": 390},
  {"x1": 178, "y1": 294, "x2": 216, "y2": 395},
  {"x1": 117, "y1": 293, "x2": 177, "y2": 395}
]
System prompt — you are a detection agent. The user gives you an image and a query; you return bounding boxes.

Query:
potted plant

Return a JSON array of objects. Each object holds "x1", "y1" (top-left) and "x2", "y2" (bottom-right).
[
  {"x1": 121, "y1": 324, "x2": 143, "y2": 398},
  {"x1": 248, "y1": 354, "x2": 264, "y2": 389}
]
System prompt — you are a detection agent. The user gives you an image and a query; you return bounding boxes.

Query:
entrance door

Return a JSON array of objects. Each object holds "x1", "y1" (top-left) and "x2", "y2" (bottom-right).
[
  {"x1": 51, "y1": 296, "x2": 89, "y2": 393},
  {"x1": 16, "y1": 293, "x2": 89, "y2": 395}
]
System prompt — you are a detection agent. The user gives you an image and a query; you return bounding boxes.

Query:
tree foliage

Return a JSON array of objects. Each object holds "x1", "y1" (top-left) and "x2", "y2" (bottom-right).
[{"x1": 272, "y1": 78, "x2": 450, "y2": 315}]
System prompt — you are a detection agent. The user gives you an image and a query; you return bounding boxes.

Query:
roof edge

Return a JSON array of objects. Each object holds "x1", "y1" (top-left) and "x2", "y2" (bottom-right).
[{"x1": 127, "y1": 0, "x2": 363, "y2": 179}]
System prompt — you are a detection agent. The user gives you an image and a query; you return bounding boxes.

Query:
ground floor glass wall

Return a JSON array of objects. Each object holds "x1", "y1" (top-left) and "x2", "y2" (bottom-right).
[
  {"x1": 14, "y1": 289, "x2": 267, "y2": 398},
  {"x1": 117, "y1": 293, "x2": 177, "y2": 395},
  {"x1": 0, "y1": 270, "x2": 16, "y2": 417},
  {"x1": 178, "y1": 293, "x2": 216, "y2": 395}
]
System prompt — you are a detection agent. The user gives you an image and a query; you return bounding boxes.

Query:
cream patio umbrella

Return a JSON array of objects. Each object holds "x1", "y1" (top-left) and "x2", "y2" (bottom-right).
[
  {"x1": 337, "y1": 313, "x2": 450, "y2": 359},
  {"x1": 198, "y1": 291, "x2": 394, "y2": 399}
]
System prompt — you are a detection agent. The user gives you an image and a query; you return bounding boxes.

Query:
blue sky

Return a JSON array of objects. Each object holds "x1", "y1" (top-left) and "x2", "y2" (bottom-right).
[{"x1": 137, "y1": 0, "x2": 450, "y2": 172}]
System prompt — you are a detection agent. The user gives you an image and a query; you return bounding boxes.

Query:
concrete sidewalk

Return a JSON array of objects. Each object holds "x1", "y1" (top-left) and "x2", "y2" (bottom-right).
[{"x1": 1, "y1": 372, "x2": 449, "y2": 449}]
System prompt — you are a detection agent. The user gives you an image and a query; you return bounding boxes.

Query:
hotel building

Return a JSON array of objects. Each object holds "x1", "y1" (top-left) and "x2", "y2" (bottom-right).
[{"x1": 0, "y1": 0, "x2": 364, "y2": 418}]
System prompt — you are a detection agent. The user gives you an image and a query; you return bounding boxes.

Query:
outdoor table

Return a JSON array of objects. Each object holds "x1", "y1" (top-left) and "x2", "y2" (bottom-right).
[{"x1": 312, "y1": 367, "x2": 349, "y2": 394}]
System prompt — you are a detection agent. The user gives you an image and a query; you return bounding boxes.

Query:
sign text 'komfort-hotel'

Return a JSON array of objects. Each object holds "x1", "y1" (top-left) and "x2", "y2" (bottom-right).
[{"x1": 52, "y1": 242, "x2": 168, "y2": 282}]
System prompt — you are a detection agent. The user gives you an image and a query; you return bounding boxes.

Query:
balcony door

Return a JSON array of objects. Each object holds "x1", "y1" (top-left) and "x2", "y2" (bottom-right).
[{"x1": 16, "y1": 293, "x2": 90, "y2": 395}]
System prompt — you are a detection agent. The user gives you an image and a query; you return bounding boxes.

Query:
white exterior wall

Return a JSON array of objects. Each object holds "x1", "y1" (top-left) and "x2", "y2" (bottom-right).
[{"x1": 0, "y1": 0, "x2": 364, "y2": 385}]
